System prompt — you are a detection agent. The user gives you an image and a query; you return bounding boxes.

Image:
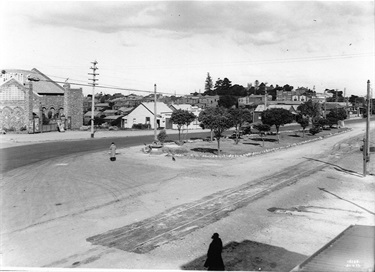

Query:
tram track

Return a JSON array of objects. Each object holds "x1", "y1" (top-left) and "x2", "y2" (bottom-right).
[{"x1": 86, "y1": 155, "x2": 336, "y2": 254}]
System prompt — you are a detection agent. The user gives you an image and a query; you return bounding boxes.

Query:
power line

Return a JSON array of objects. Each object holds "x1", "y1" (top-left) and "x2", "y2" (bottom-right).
[
  {"x1": 98, "y1": 52, "x2": 374, "y2": 70},
  {"x1": 36, "y1": 78, "x2": 183, "y2": 96}
]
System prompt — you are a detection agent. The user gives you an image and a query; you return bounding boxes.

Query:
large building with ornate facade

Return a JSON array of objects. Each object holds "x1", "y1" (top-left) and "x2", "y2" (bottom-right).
[{"x1": 0, "y1": 68, "x2": 83, "y2": 132}]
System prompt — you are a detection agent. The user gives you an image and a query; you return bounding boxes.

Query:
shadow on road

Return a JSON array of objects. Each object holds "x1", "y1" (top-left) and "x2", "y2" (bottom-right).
[
  {"x1": 318, "y1": 187, "x2": 375, "y2": 215},
  {"x1": 303, "y1": 157, "x2": 363, "y2": 177},
  {"x1": 181, "y1": 240, "x2": 307, "y2": 271}
]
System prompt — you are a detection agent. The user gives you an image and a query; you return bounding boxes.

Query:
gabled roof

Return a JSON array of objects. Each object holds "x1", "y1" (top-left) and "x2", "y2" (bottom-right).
[
  {"x1": 172, "y1": 104, "x2": 193, "y2": 111},
  {"x1": 1, "y1": 68, "x2": 65, "y2": 95},
  {"x1": 84, "y1": 111, "x2": 102, "y2": 117},
  {"x1": 0, "y1": 77, "x2": 41, "y2": 97},
  {"x1": 141, "y1": 102, "x2": 174, "y2": 114},
  {"x1": 0, "y1": 77, "x2": 26, "y2": 89},
  {"x1": 103, "y1": 115, "x2": 123, "y2": 120},
  {"x1": 30, "y1": 68, "x2": 65, "y2": 95},
  {"x1": 95, "y1": 103, "x2": 109, "y2": 107},
  {"x1": 118, "y1": 107, "x2": 134, "y2": 112},
  {"x1": 102, "y1": 110, "x2": 118, "y2": 115}
]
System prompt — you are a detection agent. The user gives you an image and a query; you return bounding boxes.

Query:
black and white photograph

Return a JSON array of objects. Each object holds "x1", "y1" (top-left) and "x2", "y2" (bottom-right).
[{"x1": 0, "y1": 1, "x2": 374, "y2": 271}]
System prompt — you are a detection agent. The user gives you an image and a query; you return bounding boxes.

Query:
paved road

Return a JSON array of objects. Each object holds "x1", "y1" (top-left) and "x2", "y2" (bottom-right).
[
  {"x1": 1, "y1": 117, "x2": 370, "y2": 173},
  {"x1": 1, "y1": 120, "x2": 373, "y2": 269},
  {"x1": 0, "y1": 131, "x2": 211, "y2": 173}
]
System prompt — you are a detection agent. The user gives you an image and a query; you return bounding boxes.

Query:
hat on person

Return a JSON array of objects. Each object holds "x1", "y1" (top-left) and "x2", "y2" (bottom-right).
[{"x1": 211, "y1": 233, "x2": 219, "y2": 239}]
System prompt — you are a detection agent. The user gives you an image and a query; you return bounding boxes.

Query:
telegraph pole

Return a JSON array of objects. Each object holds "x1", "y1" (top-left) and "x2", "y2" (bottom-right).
[
  {"x1": 154, "y1": 84, "x2": 157, "y2": 141},
  {"x1": 363, "y1": 80, "x2": 371, "y2": 177},
  {"x1": 89, "y1": 61, "x2": 99, "y2": 138}
]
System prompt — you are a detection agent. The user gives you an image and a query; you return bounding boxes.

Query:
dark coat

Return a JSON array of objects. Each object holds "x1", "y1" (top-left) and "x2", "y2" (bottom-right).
[{"x1": 204, "y1": 237, "x2": 225, "y2": 271}]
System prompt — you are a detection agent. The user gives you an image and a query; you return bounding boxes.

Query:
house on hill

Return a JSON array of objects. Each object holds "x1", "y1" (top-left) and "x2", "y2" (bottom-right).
[
  {"x1": 253, "y1": 104, "x2": 298, "y2": 123},
  {"x1": 121, "y1": 102, "x2": 174, "y2": 129},
  {"x1": 171, "y1": 104, "x2": 202, "y2": 129}
]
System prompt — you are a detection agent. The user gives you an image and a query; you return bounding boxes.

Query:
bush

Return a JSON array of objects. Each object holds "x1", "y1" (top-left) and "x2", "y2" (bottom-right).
[
  {"x1": 110, "y1": 117, "x2": 122, "y2": 127},
  {"x1": 132, "y1": 123, "x2": 150, "y2": 130},
  {"x1": 241, "y1": 126, "x2": 252, "y2": 135},
  {"x1": 157, "y1": 129, "x2": 168, "y2": 143},
  {"x1": 309, "y1": 126, "x2": 321, "y2": 135}
]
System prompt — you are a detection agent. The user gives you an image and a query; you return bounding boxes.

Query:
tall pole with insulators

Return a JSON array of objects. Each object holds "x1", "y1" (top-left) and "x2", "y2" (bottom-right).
[
  {"x1": 154, "y1": 84, "x2": 157, "y2": 141},
  {"x1": 363, "y1": 80, "x2": 371, "y2": 177},
  {"x1": 344, "y1": 88, "x2": 348, "y2": 117},
  {"x1": 89, "y1": 61, "x2": 99, "y2": 138}
]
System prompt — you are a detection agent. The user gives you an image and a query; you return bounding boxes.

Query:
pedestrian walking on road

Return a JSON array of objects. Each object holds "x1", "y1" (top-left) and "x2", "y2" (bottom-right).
[
  {"x1": 204, "y1": 233, "x2": 225, "y2": 271},
  {"x1": 109, "y1": 142, "x2": 116, "y2": 161}
]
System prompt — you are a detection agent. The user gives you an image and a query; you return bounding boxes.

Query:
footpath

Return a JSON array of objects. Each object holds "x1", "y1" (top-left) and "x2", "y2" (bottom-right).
[{"x1": 0, "y1": 128, "x2": 190, "y2": 149}]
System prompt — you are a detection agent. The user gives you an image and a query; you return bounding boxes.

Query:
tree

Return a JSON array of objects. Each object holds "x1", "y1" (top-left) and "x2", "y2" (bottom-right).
[
  {"x1": 222, "y1": 78, "x2": 232, "y2": 90},
  {"x1": 205, "y1": 73, "x2": 213, "y2": 93},
  {"x1": 214, "y1": 78, "x2": 223, "y2": 91},
  {"x1": 218, "y1": 95, "x2": 237, "y2": 108},
  {"x1": 199, "y1": 107, "x2": 233, "y2": 155},
  {"x1": 211, "y1": 107, "x2": 234, "y2": 155},
  {"x1": 326, "y1": 108, "x2": 347, "y2": 127},
  {"x1": 327, "y1": 107, "x2": 347, "y2": 120},
  {"x1": 296, "y1": 114, "x2": 309, "y2": 137},
  {"x1": 157, "y1": 129, "x2": 168, "y2": 144},
  {"x1": 318, "y1": 118, "x2": 330, "y2": 129},
  {"x1": 228, "y1": 107, "x2": 252, "y2": 144},
  {"x1": 325, "y1": 89, "x2": 344, "y2": 102},
  {"x1": 283, "y1": 84, "x2": 294, "y2": 92},
  {"x1": 184, "y1": 111, "x2": 197, "y2": 139},
  {"x1": 198, "y1": 107, "x2": 217, "y2": 141},
  {"x1": 261, "y1": 108, "x2": 294, "y2": 142},
  {"x1": 230, "y1": 85, "x2": 246, "y2": 96},
  {"x1": 214, "y1": 77, "x2": 232, "y2": 94},
  {"x1": 253, "y1": 123, "x2": 271, "y2": 147},
  {"x1": 171, "y1": 109, "x2": 196, "y2": 141},
  {"x1": 297, "y1": 100, "x2": 322, "y2": 122}
]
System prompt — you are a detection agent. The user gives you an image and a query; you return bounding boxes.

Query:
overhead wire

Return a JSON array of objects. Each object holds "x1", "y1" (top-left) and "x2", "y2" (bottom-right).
[
  {"x1": 37, "y1": 51, "x2": 374, "y2": 96},
  {"x1": 35, "y1": 78, "x2": 182, "y2": 96}
]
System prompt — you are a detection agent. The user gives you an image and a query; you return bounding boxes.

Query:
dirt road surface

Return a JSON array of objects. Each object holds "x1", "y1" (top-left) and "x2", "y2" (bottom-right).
[{"x1": 1, "y1": 121, "x2": 374, "y2": 270}]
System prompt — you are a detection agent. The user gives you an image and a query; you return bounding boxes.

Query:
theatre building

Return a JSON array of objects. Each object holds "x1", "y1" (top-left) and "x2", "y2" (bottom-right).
[{"x1": 0, "y1": 68, "x2": 83, "y2": 133}]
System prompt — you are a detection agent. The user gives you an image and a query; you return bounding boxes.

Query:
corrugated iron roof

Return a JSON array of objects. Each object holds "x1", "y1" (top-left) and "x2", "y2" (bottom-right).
[
  {"x1": 103, "y1": 115, "x2": 122, "y2": 120},
  {"x1": 291, "y1": 225, "x2": 374, "y2": 272}
]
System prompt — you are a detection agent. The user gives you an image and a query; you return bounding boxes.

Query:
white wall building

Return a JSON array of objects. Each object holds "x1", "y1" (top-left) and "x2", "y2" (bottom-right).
[
  {"x1": 171, "y1": 104, "x2": 202, "y2": 130},
  {"x1": 122, "y1": 102, "x2": 174, "y2": 129}
]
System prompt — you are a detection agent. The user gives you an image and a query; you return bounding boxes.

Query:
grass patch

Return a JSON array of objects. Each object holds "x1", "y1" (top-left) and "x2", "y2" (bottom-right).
[{"x1": 177, "y1": 128, "x2": 350, "y2": 157}]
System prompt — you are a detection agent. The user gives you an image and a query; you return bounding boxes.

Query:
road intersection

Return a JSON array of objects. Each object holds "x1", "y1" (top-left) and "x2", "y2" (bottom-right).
[{"x1": 1, "y1": 121, "x2": 374, "y2": 270}]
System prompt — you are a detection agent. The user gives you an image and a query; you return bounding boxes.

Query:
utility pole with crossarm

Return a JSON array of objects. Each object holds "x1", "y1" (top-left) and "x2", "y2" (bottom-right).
[
  {"x1": 89, "y1": 61, "x2": 99, "y2": 138},
  {"x1": 363, "y1": 80, "x2": 371, "y2": 177}
]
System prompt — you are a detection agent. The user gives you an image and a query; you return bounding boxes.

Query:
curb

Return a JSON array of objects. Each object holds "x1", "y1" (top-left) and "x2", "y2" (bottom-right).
[{"x1": 170, "y1": 128, "x2": 353, "y2": 160}]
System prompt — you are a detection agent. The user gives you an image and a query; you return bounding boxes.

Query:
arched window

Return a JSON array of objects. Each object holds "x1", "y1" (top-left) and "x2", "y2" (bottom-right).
[{"x1": 48, "y1": 107, "x2": 55, "y2": 119}]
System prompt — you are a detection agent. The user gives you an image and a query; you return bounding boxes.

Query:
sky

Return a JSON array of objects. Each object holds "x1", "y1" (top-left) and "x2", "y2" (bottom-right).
[{"x1": 0, "y1": 1, "x2": 374, "y2": 97}]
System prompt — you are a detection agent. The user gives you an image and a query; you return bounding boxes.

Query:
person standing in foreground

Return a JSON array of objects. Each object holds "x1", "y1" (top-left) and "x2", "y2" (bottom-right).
[
  {"x1": 109, "y1": 142, "x2": 116, "y2": 161},
  {"x1": 204, "y1": 233, "x2": 225, "y2": 271}
]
